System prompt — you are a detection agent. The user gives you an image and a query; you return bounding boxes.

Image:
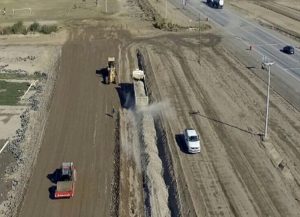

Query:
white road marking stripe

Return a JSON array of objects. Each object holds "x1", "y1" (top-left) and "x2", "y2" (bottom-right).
[
  {"x1": 21, "y1": 80, "x2": 37, "y2": 100},
  {"x1": 283, "y1": 67, "x2": 300, "y2": 70},
  {"x1": 0, "y1": 140, "x2": 9, "y2": 154}
]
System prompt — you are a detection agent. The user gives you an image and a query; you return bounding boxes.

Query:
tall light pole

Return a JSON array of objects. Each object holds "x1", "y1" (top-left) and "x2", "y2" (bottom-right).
[{"x1": 262, "y1": 58, "x2": 274, "y2": 140}]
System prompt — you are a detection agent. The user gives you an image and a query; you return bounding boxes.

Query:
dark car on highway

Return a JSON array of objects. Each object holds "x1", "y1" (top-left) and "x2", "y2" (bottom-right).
[{"x1": 282, "y1": 46, "x2": 294, "y2": 54}]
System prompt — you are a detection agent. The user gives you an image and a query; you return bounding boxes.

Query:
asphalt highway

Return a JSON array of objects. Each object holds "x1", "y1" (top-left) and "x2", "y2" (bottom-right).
[{"x1": 172, "y1": 0, "x2": 300, "y2": 108}]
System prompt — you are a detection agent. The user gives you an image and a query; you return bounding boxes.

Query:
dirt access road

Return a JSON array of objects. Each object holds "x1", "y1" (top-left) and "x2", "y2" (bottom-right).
[
  {"x1": 126, "y1": 30, "x2": 300, "y2": 216},
  {"x1": 9, "y1": 0, "x2": 300, "y2": 216},
  {"x1": 18, "y1": 25, "x2": 122, "y2": 217}
]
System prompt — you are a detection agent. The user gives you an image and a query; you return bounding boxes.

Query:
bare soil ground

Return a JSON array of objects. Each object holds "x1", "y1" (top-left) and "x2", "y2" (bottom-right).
[
  {"x1": 18, "y1": 24, "x2": 122, "y2": 217},
  {"x1": 0, "y1": 31, "x2": 64, "y2": 217},
  {"x1": 129, "y1": 31, "x2": 300, "y2": 216},
  {"x1": 0, "y1": 0, "x2": 299, "y2": 216},
  {"x1": 0, "y1": 106, "x2": 25, "y2": 139},
  {"x1": 228, "y1": 0, "x2": 300, "y2": 41}
]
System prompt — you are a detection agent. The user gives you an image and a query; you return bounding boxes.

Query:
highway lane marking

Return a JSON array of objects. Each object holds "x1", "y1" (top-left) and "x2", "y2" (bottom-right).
[
  {"x1": 282, "y1": 69, "x2": 300, "y2": 81},
  {"x1": 284, "y1": 67, "x2": 300, "y2": 70},
  {"x1": 238, "y1": 28, "x2": 300, "y2": 66},
  {"x1": 254, "y1": 47, "x2": 300, "y2": 82},
  {"x1": 220, "y1": 22, "x2": 300, "y2": 82},
  {"x1": 0, "y1": 140, "x2": 9, "y2": 154},
  {"x1": 175, "y1": 1, "x2": 300, "y2": 92},
  {"x1": 255, "y1": 43, "x2": 283, "y2": 46},
  {"x1": 232, "y1": 27, "x2": 300, "y2": 82},
  {"x1": 235, "y1": 26, "x2": 299, "y2": 73},
  {"x1": 186, "y1": 1, "x2": 300, "y2": 66}
]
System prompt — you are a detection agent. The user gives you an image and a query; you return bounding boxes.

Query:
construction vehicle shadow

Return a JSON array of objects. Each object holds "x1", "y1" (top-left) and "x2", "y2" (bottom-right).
[
  {"x1": 48, "y1": 186, "x2": 57, "y2": 200},
  {"x1": 175, "y1": 134, "x2": 190, "y2": 154},
  {"x1": 189, "y1": 111, "x2": 262, "y2": 136},
  {"x1": 96, "y1": 68, "x2": 108, "y2": 84},
  {"x1": 47, "y1": 168, "x2": 61, "y2": 184},
  {"x1": 115, "y1": 83, "x2": 134, "y2": 109}
]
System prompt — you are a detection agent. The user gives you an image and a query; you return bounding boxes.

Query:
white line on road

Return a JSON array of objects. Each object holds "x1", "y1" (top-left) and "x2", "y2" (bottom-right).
[
  {"x1": 255, "y1": 43, "x2": 282, "y2": 47},
  {"x1": 283, "y1": 67, "x2": 300, "y2": 70},
  {"x1": 0, "y1": 140, "x2": 9, "y2": 154},
  {"x1": 185, "y1": 0, "x2": 300, "y2": 81},
  {"x1": 21, "y1": 80, "x2": 37, "y2": 100}
]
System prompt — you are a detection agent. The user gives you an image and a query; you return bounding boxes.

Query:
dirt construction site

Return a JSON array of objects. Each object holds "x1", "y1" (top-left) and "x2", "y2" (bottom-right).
[{"x1": 0, "y1": 0, "x2": 299, "y2": 216}]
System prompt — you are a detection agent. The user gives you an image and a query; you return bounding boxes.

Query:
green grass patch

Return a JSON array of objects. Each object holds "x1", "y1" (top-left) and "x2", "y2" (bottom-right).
[
  {"x1": 0, "y1": 81, "x2": 30, "y2": 105},
  {"x1": 0, "y1": 71, "x2": 45, "y2": 80}
]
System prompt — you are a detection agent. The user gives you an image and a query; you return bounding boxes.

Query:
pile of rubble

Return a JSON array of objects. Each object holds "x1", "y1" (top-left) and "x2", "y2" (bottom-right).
[{"x1": 0, "y1": 83, "x2": 43, "y2": 216}]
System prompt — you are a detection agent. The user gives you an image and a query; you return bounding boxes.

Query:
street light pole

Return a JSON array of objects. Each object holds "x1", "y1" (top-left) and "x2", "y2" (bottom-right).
[{"x1": 263, "y1": 61, "x2": 274, "y2": 140}]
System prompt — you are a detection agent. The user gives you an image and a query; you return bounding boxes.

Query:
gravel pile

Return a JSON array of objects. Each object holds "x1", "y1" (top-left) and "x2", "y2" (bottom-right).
[
  {"x1": 0, "y1": 47, "x2": 61, "y2": 217},
  {"x1": 139, "y1": 112, "x2": 171, "y2": 217},
  {"x1": 8, "y1": 109, "x2": 30, "y2": 160}
]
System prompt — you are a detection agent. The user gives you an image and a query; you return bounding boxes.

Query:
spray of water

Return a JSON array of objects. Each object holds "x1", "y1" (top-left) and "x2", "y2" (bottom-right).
[
  {"x1": 136, "y1": 100, "x2": 175, "y2": 120},
  {"x1": 121, "y1": 100, "x2": 175, "y2": 172}
]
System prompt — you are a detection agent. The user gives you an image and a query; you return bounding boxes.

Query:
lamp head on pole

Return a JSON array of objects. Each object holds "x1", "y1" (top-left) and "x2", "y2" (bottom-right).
[{"x1": 261, "y1": 56, "x2": 274, "y2": 70}]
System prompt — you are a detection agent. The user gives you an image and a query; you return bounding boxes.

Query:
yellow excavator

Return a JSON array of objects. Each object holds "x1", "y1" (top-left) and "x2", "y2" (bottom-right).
[{"x1": 106, "y1": 57, "x2": 117, "y2": 84}]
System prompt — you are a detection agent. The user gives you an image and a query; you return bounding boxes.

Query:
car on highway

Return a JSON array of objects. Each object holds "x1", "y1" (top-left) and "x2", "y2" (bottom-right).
[
  {"x1": 184, "y1": 128, "x2": 201, "y2": 153},
  {"x1": 282, "y1": 45, "x2": 294, "y2": 54}
]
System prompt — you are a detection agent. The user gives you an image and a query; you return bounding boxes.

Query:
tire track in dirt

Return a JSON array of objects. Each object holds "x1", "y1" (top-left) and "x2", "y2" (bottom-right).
[
  {"x1": 134, "y1": 32, "x2": 300, "y2": 217},
  {"x1": 140, "y1": 39, "x2": 236, "y2": 216},
  {"x1": 209, "y1": 43, "x2": 300, "y2": 196},
  {"x1": 177, "y1": 41, "x2": 300, "y2": 216},
  {"x1": 132, "y1": 44, "x2": 197, "y2": 217},
  {"x1": 18, "y1": 26, "x2": 123, "y2": 217},
  {"x1": 162, "y1": 42, "x2": 258, "y2": 217}
]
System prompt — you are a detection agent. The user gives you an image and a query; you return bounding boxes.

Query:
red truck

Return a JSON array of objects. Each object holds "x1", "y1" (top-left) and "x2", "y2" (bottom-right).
[{"x1": 54, "y1": 162, "x2": 76, "y2": 198}]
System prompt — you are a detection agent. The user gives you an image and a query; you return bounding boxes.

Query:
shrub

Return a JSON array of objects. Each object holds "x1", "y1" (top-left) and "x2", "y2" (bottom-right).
[
  {"x1": 11, "y1": 21, "x2": 27, "y2": 34},
  {"x1": 40, "y1": 25, "x2": 58, "y2": 34},
  {"x1": 153, "y1": 18, "x2": 167, "y2": 29},
  {"x1": 0, "y1": 22, "x2": 58, "y2": 35},
  {"x1": 153, "y1": 18, "x2": 179, "y2": 31},
  {"x1": 2, "y1": 26, "x2": 13, "y2": 35},
  {"x1": 29, "y1": 22, "x2": 40, "y2": 32}
]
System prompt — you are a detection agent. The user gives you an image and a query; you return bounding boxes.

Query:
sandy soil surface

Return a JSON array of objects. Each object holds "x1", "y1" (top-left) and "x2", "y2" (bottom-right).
[
  {"x1": 0, "y1": 0, "x2": 120, "y2": 22},
  {"x1": 0, "y1": 33, "x2": 64, "y2": 216},
  {"x1": 120, "y1": 28, "x2": 300, "y2": 216},
  {"x1": 18, "y1": 24, "x2": 121, "y2": 217},
  {"x1": 0, "y1": 106, "x2": 26, "y2": 139},
  {"x1": 0, "y1": 46, "x2": 62, "y2": 75},
  {"x1": 228, "y1": 0, "x2": 300, "y2": 41},
  {"x1": 277, "y1": 0, "x2": 300, "y2": 11},
  {"x1": 0, "y1": 0, "x2": 299, "y2": 216},
  {"x1": 146, "y1": 0, "x2": 196, "y2": 26}
]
